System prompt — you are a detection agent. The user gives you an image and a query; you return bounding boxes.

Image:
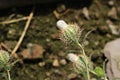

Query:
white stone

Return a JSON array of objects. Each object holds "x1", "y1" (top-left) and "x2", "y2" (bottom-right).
[{"x1": 104, "y1": 38, "x2": 120, "y2": 79}]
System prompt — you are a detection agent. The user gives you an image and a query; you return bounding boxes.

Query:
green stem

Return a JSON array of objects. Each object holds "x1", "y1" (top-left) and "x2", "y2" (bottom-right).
[
  {"x1": 103, "y1": 59, "x2": 107, "y2": 80},
  {"x1": 83, "y1": 72, "x2": 88, "y2": 80},
  {"x1": 78, "y1": 43, "x2": 90, "y2": 80}
]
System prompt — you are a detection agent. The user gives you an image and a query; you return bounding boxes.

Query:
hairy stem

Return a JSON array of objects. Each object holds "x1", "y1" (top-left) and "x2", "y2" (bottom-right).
[{"x1": 78, "y1": 43, "x2": 90, "y2": 80}]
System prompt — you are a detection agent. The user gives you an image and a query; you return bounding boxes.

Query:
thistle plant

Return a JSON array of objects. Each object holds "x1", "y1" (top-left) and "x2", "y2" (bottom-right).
[
  {"x1": 0, "y1": 50, "x2": 18, "y2": 80},
  {"x1": 56, "y1": 20, "x2": 90, "y2": 80},
  {"x1": 67, "y1": 53, "x2": 93, "y2": 80},
  {"x1": 56, "y1": 20, "x2": 106, "y2": 80},
  {"x1": 0, "y1": 50, "x2": 11, "y2": 80}
]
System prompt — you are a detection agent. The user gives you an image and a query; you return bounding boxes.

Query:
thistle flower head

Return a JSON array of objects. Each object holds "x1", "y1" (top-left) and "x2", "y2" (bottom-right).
[
  {"x1": 67, "y1": 53, "x2": 86, "y2": 72},
  {"x1": 67, "y1": 53, "x2": 93, "y2": 74},
  {"x1": 56, "y1": 20, "x2": 82, "y2": 44},
  {"x1": 0, "y1": 50, "x2": 10, "y2": 65}
]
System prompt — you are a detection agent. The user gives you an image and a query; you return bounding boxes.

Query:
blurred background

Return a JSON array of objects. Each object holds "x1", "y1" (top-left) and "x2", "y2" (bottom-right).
[{"x1": 0, "y1": 0, "x2": 120, "y2": 80}]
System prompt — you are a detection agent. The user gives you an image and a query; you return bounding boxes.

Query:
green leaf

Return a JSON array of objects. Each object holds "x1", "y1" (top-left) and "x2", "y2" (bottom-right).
[{"x1": 94, "y1": 66, "x2": 104, "y2": 77}]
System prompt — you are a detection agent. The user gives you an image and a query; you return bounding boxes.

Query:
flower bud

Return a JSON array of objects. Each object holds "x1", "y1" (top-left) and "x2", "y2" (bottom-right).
[
  {"x1": 56, "y1": 20, "x2": 82, "y2": 44},
  {"x1": 67, "y1": 53, "x2": 79, "y2": 63},
  {"x1": 0, "y1": 50, "x2": 10, "y2": 65},
  {"x1": 56, "y1": 20, "x2": 68, "y2": 30}
]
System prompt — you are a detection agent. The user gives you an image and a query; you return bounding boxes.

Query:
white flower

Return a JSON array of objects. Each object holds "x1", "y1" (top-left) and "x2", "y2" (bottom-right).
[
  {"x1": 67, "y1": 53, "x2": 79, "y2": 63},
  {"x1": 56, "y1": 20, "x2": 68, "y2": 30},
  {"x1": 67, "y1": 53, "x2": 91, "y2": 74}
]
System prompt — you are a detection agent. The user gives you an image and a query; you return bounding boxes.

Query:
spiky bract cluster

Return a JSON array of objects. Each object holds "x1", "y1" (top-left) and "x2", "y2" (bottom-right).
[{"x1": 57, "y1": 20, "x2": 83, "y2": 45}]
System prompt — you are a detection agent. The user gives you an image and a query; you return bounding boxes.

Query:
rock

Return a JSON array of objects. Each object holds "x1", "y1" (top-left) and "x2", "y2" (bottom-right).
[
  {"x1": 38, "y1": 62, "x2": 46, "y2": 67},
  {"x1": 108, "y1": 1, "x2": 114, "y2": 6},
  {"x1": 52, "y1": 59, "x2": 60, "y2": 67},
  {"x1": 53, "y1": 69, "x2": 63, "y2": 76},
  {"x1": 59, "y1": 59, "x2": 67, "y2": 65},
  {"x1": 58, "y1": 51, "x2": 65, "y2": 57},
  {"x1": 21, "y1": 43, "x2": 45, "y2": 59},
  {"x1": 68, "y1": 73, "x2": 77, "y2": 80},
  {"x1": 45, "y1": 72, "x2": 51, "y2": 77},
  {"x1": 82, "y1": 7, "x2": 90, "y2": 20},
  {"x1": 106, "y1": 20, "x2": 120, "y2": 35},
  {"x1": 108, "y1": 7, "x2": 118, "y2": 20},
  {"x1": 104, "y1": 38, "x2": 120, "y2": 80}
]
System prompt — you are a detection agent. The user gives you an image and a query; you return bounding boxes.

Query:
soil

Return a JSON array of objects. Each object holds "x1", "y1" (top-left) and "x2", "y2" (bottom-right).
[{"x1": 0, "y1": 0, "x2": 120, "y2": 80}]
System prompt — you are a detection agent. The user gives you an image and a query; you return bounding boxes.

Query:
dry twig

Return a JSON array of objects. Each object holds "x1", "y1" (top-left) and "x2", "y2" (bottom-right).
[
  {"x1": 11, "y1": 9, "x2": 34, "y2": 58},
  {"x1": 0, "y1": 42, "x2": 12, "y2": 52},
  {"x1": 0, "y1": 17, "x2": 29, "y2": 25},
  {"x1": 53, "y1": 10, "x2": 60, "y2": 19}
]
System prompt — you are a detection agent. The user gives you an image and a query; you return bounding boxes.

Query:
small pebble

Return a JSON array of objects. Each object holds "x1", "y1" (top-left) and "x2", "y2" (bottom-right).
[
  {"x1": 106, "y1": 20, "x2": 120, "y2": 35},
  {"x1": 54, "y1": 69, "x2": 63, "y2": 76},
  {"x1": 68, "y1": 73, "x2": 77, "y2": 80},
  {"x1": 82, "y1": 7, "x2": 90, "y2": 19},
  {"x1": 45, "y1": 72, "x2": 51, "y2": 77},
  {"x1": 108, "y1": 1, "x2": 114, "y2": 6},
  {"x1": 53, "y1": 59, "x2": 60, "y2": 67},
  {"x1": 60, "y1": 59, "x2": 67, "y2": 65},
  {"x1": 58, "y1": 51, "x2": 66, "y2": 57},
  {"x1": 108, "y1": 7, "x2": 118, "y2": 19},
  {"x1": 38, "y1": 62, "x2": 45, "y2": 67}
]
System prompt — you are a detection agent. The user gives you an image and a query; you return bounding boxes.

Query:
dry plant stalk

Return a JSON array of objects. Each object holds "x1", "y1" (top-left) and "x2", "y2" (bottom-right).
[
  {"x1": 11, "y1": 9, "x2": 34, "y2": 59},
  {"x1": 0, "y1": 17, "x2": 29, "y2": 25}
]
